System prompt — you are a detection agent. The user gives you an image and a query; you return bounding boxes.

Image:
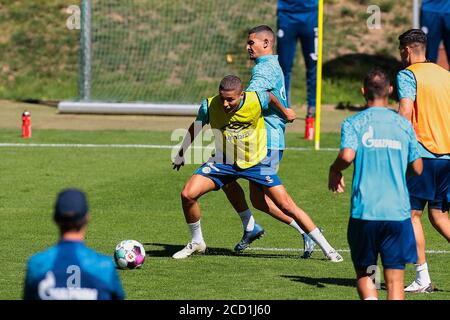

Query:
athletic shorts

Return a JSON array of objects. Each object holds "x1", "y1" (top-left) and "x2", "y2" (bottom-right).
[
  {"x1": 260, "y1": 149, "x2": 284, "y2": 172},
  {"x1": 407, "y1": 158, "x2": 450, "y2": 212},
  {"x1": 347, "y1": 217, "x2": 417, "y2": 270},
  {"x1": 194, "y1": 161, "x2": 282, "y2": 190}
]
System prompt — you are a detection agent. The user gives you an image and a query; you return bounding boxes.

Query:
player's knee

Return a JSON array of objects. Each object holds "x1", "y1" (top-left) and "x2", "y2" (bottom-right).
[
  {"x1": 428, "y1": 211, "x2": 450, "y2": 240},
  {"x1": 180, "y1": 188, "x2": 197, "y2": 204},
  {"x1": 411, "y1": 210, "x2": 423, "y2": 221}
]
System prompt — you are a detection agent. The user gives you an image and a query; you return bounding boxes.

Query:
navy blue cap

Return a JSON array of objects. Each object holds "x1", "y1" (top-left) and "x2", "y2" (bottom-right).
[{"x1": 54, "y1": 188, "x2": 89, "y2": 222}]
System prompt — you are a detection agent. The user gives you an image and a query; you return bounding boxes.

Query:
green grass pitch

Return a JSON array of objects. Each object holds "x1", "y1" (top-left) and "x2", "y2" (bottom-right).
[{"x1": 0, "y1": 128, "x2": 448, "y2": 300}]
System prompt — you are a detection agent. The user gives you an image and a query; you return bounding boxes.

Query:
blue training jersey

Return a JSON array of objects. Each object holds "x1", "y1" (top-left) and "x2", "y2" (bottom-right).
[
  {"x1": 278, "y1": 0, "x2": 318, "y2": 13},
  {"x1": 340, "y1": 107, "x2": 420, "y2": 221},
  {"x1": 421, "y1": 0, "x2": 450, "y2": 13},
  {"x1": 23, "y1": 240, "x2": 125, "y2": 300},
  {"x1": 247, "y1": 55, "x2": 288, "y2": 150}
]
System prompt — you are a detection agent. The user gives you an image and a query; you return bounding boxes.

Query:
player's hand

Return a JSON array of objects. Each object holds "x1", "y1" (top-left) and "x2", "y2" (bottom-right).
[
  {"x1": 328, "y1": 169, "x2": 345, "y2": 193},
  {"x1": 172, "y1": 154, "x2": 185, "y2": 171},
  {"x1": 284, "y1": 108, "x2": 296, "y2": 123}
]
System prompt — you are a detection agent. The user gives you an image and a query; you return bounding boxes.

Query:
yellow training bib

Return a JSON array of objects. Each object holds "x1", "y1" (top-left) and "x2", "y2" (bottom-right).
[{"x1": 207, "y1": 92, "x2": 267, "y2": 169}]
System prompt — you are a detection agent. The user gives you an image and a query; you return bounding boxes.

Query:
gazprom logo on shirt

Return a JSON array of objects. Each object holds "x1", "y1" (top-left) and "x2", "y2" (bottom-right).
[
  {"x1": 362, "y1": 126, "x2": 402, "y2": 150},
  {"x1": 38, "y1": 270, "x2": 98, "y2": 300}
]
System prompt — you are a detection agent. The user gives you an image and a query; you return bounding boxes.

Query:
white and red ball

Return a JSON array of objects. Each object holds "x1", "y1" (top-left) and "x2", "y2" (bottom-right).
[{"x1": 114, "y1": 240, "x2": 146, "y2": 269}]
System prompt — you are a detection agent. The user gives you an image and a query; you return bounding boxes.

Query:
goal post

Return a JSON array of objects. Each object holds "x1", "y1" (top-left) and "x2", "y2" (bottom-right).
[
  {"x1": 80, "y1": 0, "x2": 91, "y2": 101},
  {"x1": 58, "y1": 0, "x2": 277, "y2": 115},
  {"x1": 314, "y1": 0, "x2": 324, "y2": 151}
]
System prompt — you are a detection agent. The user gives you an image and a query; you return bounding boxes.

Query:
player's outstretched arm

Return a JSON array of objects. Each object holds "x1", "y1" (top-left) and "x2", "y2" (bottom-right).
[
  {"x1": 328, "y1": 148, "x2": 355, "y2": 193},
  {"x1": 268, "y1": 92, "x2": 296, "y2": 122},
  {"x1": 173, "y1": 121, "x2": 204, "y2": 171}
]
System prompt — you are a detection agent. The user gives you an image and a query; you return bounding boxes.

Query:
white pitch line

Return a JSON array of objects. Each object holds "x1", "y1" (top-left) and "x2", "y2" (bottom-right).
[
  {"x1": 0, "y1": 143, "x2": 338, "y2": 151},
  {"x1": 248, "y1": 247, "x2": 450, "y2": 254},
  {"x1": 288, "y1": 146, "x2": 338, "y2": 151},
  {"x1": 0, "y1": 143, "x2": 177, "y2": 149},
  {"x1": 1, "y1": 141, "x2": 446, "y2": 254}
]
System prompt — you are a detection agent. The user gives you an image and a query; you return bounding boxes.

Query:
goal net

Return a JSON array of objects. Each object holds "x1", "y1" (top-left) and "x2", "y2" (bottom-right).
[{"x1": 59, "y1": 0, "x2": 276, "y2": 115}]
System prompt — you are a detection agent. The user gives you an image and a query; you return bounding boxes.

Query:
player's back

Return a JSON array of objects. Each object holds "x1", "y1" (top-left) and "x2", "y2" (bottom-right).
[
  {"x1": 24, "y1": 240, "x2": 124, "y2": 300},
  {"x1": 343, "y1": 107, "x2": 419, "y2": 221},
  {"x1": 405, "y1": 62, "x2": 450, "y2": 156}
]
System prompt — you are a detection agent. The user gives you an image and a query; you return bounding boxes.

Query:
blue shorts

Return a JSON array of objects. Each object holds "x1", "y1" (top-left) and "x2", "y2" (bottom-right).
[
  {"x1": 407, "y1": 158, "x2": 450, "y2": 212},
  {"x1": 347, "y1": 218, "x2": 417, "y2": 270},
  {"x1": 260, "y1": 149, "x2": 284, "y2": 172},
  {"x1": 194, "y1": 161, "x2": 282, "y2": 190}
]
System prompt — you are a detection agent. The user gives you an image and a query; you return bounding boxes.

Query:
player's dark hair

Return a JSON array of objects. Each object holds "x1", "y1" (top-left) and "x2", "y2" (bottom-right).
[
  {"x1": 363, "y1": 68, "x2": 391, "y2": 100},
  {"x1": 219, "y1": 75, "x2": 243, "y2": 92},
  {"x1": 398, "y1": 29, "x2": 427, "y2": 49},
  {"x1": 55, "y1": 215, "x2": 88, "y2": 233},
  {"x1": 248, "y1": 25, "x2": 275, "y2": 38}
]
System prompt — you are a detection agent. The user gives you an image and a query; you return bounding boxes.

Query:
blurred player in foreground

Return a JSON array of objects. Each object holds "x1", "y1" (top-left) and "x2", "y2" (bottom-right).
[
  {"x1": 23, "y1": 188, "x2": 125, "y2": 300},
  {"x1": 329, "y1": 69, "x2": 423, "y2": 300}
]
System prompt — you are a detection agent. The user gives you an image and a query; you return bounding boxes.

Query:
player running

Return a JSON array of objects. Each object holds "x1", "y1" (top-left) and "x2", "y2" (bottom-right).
[{"x1": 171, "y1": 75, "x2": 343, "y2": 262}]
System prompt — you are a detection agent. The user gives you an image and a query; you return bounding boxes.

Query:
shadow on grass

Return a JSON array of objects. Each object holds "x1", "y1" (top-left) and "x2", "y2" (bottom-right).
[
  {"x1": 283, "y1": 275, "x2": 449, "y2": 293},
  {"x1": 281, "y1": 275, "x2": 357, "y2": 289},
  {"x1": 144, "y1": 242, "x2": 308, "y2": 260}
]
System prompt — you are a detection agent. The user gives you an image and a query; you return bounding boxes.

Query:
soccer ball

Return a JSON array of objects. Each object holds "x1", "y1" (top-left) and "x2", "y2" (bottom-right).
[{"x1": 114, "y1": 240, "x2": 146, "y2": 269}]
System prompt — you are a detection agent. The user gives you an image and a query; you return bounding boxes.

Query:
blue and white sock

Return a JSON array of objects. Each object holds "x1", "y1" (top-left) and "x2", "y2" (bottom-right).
[
  {"x1": 289, "y1": 220, "x2": 305, "y2": 235},
  {"x1": 238, "y1": 209, "x2": 255, "y2": 232}
]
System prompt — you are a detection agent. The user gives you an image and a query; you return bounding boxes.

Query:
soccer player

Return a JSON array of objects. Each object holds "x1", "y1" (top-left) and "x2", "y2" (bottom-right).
[
  {"x1": 23, "y1": 189, "x2": 125, "y2": 300},
  {"x1": 329, "y1": 68, "x2": 423, "y2": 300},
  {"x1": 420, "y1": 0, "x2": 450, "y2": 68},
  {"x1": 221, "y1": 25, "x2": 318, "y2": 259},
  {"x1": 397, "y1": 29, "x2": 450, "y2": 293},
  {"x1": 172, "y1": 75, "x2": 343, "y2": 262},
  {"x1": 277, "y1": 0, "x2": 318, "y2": 136}
]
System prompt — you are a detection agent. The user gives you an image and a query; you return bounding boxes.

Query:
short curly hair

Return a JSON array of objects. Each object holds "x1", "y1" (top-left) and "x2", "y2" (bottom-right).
[{"x1": 398, "y1": 29, "x2": 427, "y2": 49}]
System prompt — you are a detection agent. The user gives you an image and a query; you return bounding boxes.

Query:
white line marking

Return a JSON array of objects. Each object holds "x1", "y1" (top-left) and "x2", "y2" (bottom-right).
[
  {"x1": 0, "y1": 143, "x2": 177, "y2": 149},
  {"x1": 0, "y1": 142, "x2": 446, "y2": 254},
  {"x1": 288, "y1": 146, "x2": 338, "y2": 151},
  {"x1": 248, "y1": 247, "x2": 450, "y2": 254},
  {"x1": 0, "y1": 143, "x2": 339, "y2": 151}
]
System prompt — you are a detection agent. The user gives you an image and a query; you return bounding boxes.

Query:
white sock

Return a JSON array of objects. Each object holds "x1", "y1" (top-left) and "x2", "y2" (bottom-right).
[
  {"x1": 238, "y1": 209, "x2": 255, "y2": 232},
  {"x1": 364, "y1": 296, "x2": 378, "y2": 300},
  {"x1": 188, "y1": 220, "x2": 203, "y2": 244},
  {"x1": 289, "y1": 220, "x2": 305, "y2": 235},
  {"x1": 415, "y1": 262, "x2": 431, "y2": 285},
  {"x1": 308, "y1": 228, "x2": 333, "y2": 254}
]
